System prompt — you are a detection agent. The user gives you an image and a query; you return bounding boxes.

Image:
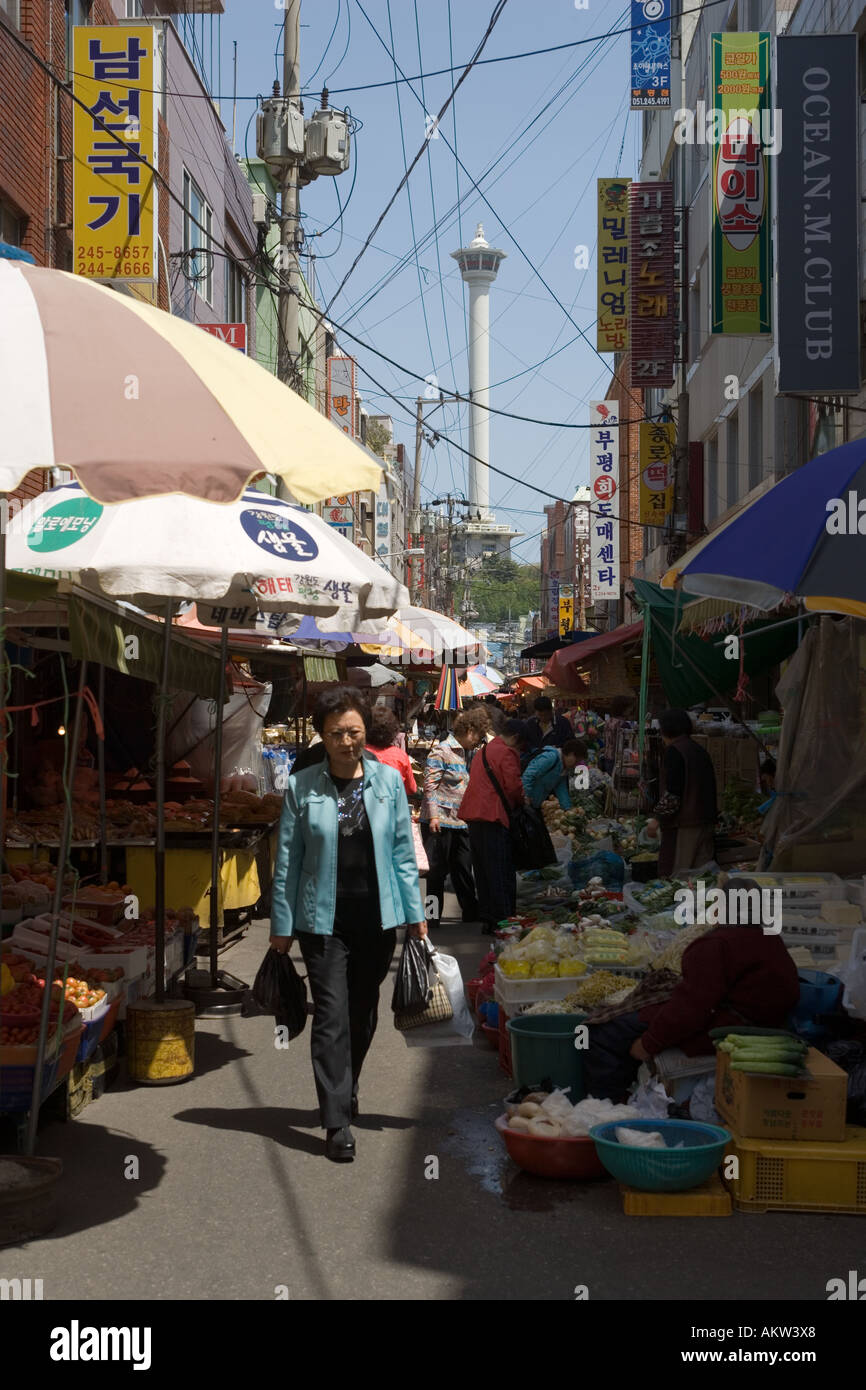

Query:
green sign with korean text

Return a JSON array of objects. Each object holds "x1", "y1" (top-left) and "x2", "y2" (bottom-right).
[{"x1": 710, "y1": 32, "x2": 772, "y2": 334}]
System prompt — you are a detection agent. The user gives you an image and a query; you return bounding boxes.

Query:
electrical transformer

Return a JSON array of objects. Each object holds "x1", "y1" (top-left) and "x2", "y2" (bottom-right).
[
  {"x1": 303, "y1": 108, "x2": 351, "y2": 177},
  {"x1": 256, "y1": 96, "x2": 305, "y2": 172}
]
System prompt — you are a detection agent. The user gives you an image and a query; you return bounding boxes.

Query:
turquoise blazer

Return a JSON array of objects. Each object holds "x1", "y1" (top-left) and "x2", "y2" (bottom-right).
[
  {"x1": 270, "y1": 752, "x2": 425, "y2": 936},
  {"x1": 522, "y1": 746, "x2": 570, "y2": 811}
]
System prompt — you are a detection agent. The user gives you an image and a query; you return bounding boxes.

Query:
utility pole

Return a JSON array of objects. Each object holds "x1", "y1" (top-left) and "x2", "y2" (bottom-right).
[
  {"x1": 277, "y1": 1, "x2": 302, "y2": 461},
  {"x1": 411, "y1": 396, "x2": 423, "y2": 602}
]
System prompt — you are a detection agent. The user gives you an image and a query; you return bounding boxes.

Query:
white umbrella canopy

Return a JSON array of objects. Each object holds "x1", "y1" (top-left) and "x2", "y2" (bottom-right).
[{"x1": 7, "y1": 484, "x2": 408, "y2": 625}]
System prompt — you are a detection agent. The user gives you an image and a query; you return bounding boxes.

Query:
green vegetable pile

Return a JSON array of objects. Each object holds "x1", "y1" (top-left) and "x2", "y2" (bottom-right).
[
  {"x1": 719, "y1": 777, "x2": 764, "y2": 833},
  {"x1": 715, "y1": 1030, "x2": 808, "y2": 1076}
]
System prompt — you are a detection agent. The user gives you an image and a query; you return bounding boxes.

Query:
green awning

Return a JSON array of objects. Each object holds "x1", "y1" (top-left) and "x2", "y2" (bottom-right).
[
  {"x1": 5, "y1": 571, "x2": 60, "y2": 603},
  {"x1": 303, "y1": 655, "x2": 340, "y2": 683},
  {"x1": 66, "y1": 595, "x2": 222, "y2": 700},
  {"x1": 631, "y1": 579, "x2": 802, "y2": 708}
]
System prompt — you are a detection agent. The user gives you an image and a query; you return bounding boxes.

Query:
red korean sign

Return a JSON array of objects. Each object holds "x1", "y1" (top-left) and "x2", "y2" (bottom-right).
[{"x1": 628, "y1": 181, "x2": 675, "y2": 388}]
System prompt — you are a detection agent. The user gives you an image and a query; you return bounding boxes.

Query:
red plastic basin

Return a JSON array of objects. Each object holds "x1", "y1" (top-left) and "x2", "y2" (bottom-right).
[{"x1": 494, "y1": 1114, "x2": 608, "y2": 1180}]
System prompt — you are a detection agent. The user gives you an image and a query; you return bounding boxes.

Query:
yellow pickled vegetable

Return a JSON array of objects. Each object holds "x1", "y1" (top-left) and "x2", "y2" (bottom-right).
[
  {"x1": 500, "y1": 959, "x2": 532, "y2": 978},
  {"x1": 531, "y1": 960, "x2": 559, "y2": 978},
  {"x1": 558, "y1": 959, "x2": 587, "y2": 977}
]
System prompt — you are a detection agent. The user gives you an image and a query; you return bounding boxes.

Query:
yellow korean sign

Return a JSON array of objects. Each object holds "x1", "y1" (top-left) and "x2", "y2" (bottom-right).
[
  {"x1": 73, "y1": 26, "x2": 157, "y2": 281},
  {"x1": 558, "y1": 585, "x2": 575, "y2": 637},
  {"x1": 597, "y1": 178, "x2": 631, "y2": 352},
  {"x1": 639, "y1": 422, "x2": 675, "y2": 525}
]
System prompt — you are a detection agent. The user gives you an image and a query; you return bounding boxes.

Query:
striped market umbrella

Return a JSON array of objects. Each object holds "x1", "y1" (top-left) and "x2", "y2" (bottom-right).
[
  {"x1": 660, "y1": 440, "x2": 866, "y2": 617},
  {"x1": 434, "y1": 665, "x2": 463, "y2": 711},
  {"x1": 0, "y1": 259, "x2": 382, "y2": 504},
  {"x1": 459, "y1": 665, "x2": 504, "y2": 696}
]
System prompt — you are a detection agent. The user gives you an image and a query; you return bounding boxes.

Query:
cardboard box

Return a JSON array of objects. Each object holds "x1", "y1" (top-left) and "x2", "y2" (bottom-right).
[{"x1": 715, "y1": 1046, "x2": 847, "y2": 1142}]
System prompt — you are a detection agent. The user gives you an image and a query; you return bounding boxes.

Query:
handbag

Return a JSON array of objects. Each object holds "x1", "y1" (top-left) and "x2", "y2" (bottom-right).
[
  {"x1": 481, "y1": 746, "x2": 557, "y2": 872},
  {"x1": 393, "y1": 939, "x2": 454, "y2": 1031}
]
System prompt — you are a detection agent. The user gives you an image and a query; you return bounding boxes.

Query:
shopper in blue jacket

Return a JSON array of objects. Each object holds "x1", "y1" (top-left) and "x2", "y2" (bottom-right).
[
  {"x1": 523, "y1": 739, "x2": 584, "y2": 811},
  {"x1": 270, "y1": 687, "x2": 426, "y2": 1164}
]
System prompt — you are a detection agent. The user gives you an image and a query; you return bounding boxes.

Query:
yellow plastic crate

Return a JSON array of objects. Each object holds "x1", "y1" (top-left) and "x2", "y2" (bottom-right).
[
  {"x1": 621, "y1": 1173, "x2": 732, "y2": 1217},
  {"x1": 724, "y1": 1125, "x2": 866, "y2": 1214}
]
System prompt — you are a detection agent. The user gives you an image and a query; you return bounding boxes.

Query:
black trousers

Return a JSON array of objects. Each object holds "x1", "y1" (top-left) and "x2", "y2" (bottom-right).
[
  {"x1": 421, "y1": 823, "x2": 478, "y2": 924},
  {"x1": 583, "y1": 1011, "x2": 647, "y2": 1102},
  {"x1": 296, "y1": 898, "x2": 397, "y2": 1129},
  {"x1": 467, "y1": 820, "x2": 516, "y2": 929}
]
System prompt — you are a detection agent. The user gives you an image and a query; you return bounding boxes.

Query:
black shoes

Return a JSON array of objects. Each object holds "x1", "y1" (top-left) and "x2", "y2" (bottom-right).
[{"x1": 325, "y1": 1127, "x2": 356, "y2": 1162}]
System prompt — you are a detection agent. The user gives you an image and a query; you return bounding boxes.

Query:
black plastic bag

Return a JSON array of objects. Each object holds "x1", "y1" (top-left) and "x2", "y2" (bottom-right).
[
  {"x1": 242, "y1": 948, "x2": 308, "y2": 1039},
  {"x1": 391, "y1": 933, "x2": 432, "y2": 1015}
]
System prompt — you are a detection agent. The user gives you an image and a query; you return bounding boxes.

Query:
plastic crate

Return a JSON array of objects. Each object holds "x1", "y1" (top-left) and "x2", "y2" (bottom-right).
[
  {"x1": 621, "y1": 1172, "x2": 732, "y2": 1216},
  {"x1": 724, "y1": 1125, "x2": 866, "y2": 1213},
  {"x1": 729, "y1": 872, "x2": 846, "y2": 907},
  {"x1": 494, "y1": 963, "x2": 583, "y2": 1004}
]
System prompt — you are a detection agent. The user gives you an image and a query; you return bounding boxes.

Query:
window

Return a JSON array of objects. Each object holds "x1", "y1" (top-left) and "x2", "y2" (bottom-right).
[
  {"x1": 726, "y1": 411, "x2": 739, "y2": 511},
  {"x1": 706, "y1": 434, "x2": 718, "y2": 524},
  {"x1": 748, "y1": 381, "x2": 763, "y2": 491},
  {"x1": 225, "y1": 258, "x2": 246, "y2": 324},
  {"x1": 0, "y1": 1, "x2": 20, "y2": 28},
  {"x1": 66, "y1": 1, "x2": 93, "y2": 81},
  {"x1": 126, "y1": 0, "x2": 144, "y2": 15},
  {"x1": 183, "y1": 169, "x2": 213, "y2": 305},
  {"x1": 0, "y1": 201, "x2": 22, "y2": 246}
]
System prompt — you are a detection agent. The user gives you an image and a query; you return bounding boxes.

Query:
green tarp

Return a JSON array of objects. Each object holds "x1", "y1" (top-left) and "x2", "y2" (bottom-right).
[
  {"x1": 303, "y1": 655, "x2": 341, "y2": 683},
  {"x1": 66, "y1": 595, "x2": 222, "y2": 700},
  {"x1": 631, "y1": 579, "x2": 803, "y2": 708}
]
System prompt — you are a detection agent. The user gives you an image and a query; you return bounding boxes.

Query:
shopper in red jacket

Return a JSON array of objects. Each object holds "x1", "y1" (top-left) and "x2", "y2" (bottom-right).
[
  {"x1": 459, "y1": 719, "x2": 526, "y2": 935},
  {"x1": 584, "y1": 883, "x2": 800, "y2": 1100}
]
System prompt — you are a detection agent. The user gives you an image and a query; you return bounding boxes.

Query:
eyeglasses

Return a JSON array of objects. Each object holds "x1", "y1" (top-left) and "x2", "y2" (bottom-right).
[{"x1": 324, "y1": 729, "x2": 365, "y2": 742}]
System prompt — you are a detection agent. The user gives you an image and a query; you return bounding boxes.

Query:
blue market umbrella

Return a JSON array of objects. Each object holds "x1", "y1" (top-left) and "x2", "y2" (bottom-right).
[
  {"x1": 662, "y1": 439, "x2": 866, "y2": 617},
  {"x1": 0, "y1": 240, "x2": 35, "y2": 263}
]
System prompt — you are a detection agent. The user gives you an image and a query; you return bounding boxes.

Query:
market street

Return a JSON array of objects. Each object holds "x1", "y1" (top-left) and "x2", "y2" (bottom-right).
[{"x1": 3, "y1": 907, "x2": 863, "y2": 1303}]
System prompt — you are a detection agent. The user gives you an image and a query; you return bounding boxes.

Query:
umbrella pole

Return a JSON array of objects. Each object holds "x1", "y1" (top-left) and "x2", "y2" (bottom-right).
[
  {"x1": 24, "y1": 659, "x2": 87, "y2": 1155},
  {"x1": 97, "y1": 663, "x2": 108, "y2": 884},
  {"x1": 208, "y1": 623, "x2": 229, "y2": 988},
  {"x1": 154, "y1": 603, "x2": 173, "y2": 1005},
  {"x1": 182, "y1": 624, "x2": 248, "y2": 1016}
]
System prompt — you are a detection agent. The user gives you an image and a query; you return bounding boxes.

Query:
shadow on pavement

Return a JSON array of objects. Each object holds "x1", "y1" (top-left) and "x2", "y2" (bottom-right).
[
  {"x1": 0, "y1": 1123, "x2": 167, "y2": 1249},
  {"x1": 174, "y1": 1104, "x2": 323, "y2": 1155}
]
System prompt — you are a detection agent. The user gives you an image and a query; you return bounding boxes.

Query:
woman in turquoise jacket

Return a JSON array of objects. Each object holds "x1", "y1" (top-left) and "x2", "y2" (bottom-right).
[
  {"x1": 522, "y1": 739, "x2": 583, "y2": 811},
  {"x1": 270, "y1": 687, "x2": 426, "y2": 1163}
]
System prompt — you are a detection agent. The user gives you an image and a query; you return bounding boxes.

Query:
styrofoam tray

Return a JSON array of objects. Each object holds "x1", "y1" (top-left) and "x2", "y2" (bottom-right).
[{"x1": 729, "y1": 871, "x2": 846, "y2": 904}]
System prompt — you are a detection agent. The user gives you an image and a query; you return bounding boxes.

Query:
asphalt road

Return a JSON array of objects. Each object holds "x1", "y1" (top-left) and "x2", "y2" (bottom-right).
[{"x1": 2, "y1": 904, "x2": 864, "y2": 1301}]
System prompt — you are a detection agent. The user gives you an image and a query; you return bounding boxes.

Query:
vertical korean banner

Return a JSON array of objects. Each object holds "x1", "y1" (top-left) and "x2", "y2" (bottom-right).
[
  {"x1": 324, "y1": 495, "x2": 354, "y2": 541},
  {"x1": 630, "y1": 0, "x2": 672, "y2": 108},
  {"x1": 375, "y1": 484, "x2": 392, "y2": 560},
  {"x1": 638, "y1": 421, "x2": 675, "y2": 525},
  {"x1": 327, "y1": 355, "x2": 356, "y2": 436},
  {"x1": 589, "y1": 402, "x2": 620, "y2": 604},
  {"x1": 597, "y1": 179, "x2": 631, "y2": 352},
  {"x1": 558, "y1": 585, "x2": 575, "y2": 638},
  {"x1": 73, "y1": 27, "x2": 157, "y2": 281},
  {"x1": 629, "y1": 182, "x2": 675, "y2": 387},
  {"x1": 710, "y1": 32, "x2": 772, "y2": 335}
]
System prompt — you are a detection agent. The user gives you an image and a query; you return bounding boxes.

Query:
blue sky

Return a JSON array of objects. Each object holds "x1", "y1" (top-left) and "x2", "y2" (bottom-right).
[{"x1": 221, "y1": 0, "x2": 642, "y2": 565}]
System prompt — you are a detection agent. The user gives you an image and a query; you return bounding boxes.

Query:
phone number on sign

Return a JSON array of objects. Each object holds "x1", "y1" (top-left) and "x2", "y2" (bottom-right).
[{"x1": 76, "y1": 260, "x2": 153, "y2": 277}]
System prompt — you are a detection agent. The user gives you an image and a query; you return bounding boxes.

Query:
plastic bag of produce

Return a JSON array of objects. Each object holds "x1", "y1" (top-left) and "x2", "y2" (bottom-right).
[
  {"x1": 568, "y1": 851, "x2": 626, "y2": 892},
  {"x1": 391, "y1": 933, "x2": 433, "y2": 1015},
  {"x1": 243, "y1": 948, "x2": 308, "y2": 1039},
  {"x1": 615, "y1": 1126, "x2": 666, "y2": 1149},
  {"x1": 399, "y1": 947, "x2": 475, "y2": 1047}
]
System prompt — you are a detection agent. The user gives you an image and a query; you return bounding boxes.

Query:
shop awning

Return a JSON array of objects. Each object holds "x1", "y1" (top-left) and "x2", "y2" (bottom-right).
[
  {"x1": 65, "y1": 593, "x2": 222, "y2": 700},
  {"x1": 520, "y1": 631, "x2": 597, "y2": 660},
  {"x1": 303, "y1": 655, "x2": 341, "y2": 683},
  {"x1": 630, "y1": 578, "x2": 803, "y2": 708},
  {"x1": 543, "y1": 621, "x2": 643, "y2": 688}
]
